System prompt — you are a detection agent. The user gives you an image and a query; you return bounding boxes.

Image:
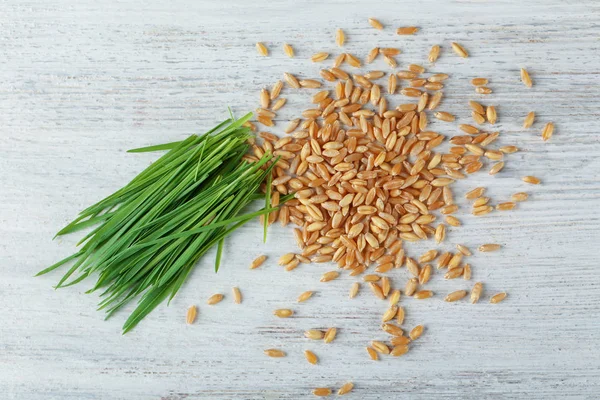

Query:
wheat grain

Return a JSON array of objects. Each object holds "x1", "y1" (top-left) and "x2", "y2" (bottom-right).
[
  {"x1": 311, "y1": 52, "x2": 330, "y2": 62},
  {"x1": 428, "y1": 45, "x2": 440, "y2": 63},
  {"x1": 304, "y1": 350, "x2": 318, "y2": 364},
  {"x1": 368, "y1": 18, "x2": 384, "y2": 30},
  {"x1": 496, "y1": 202, "x2": 516, "y2": 211},
  {"x1": 346, "y1": 53, "x2": 361, "y2": 68},
  {"x1": 367, "y1": 347, "x2": 379, "y2": 360},
  {"x1": 313, "y1": 388, "x2": 332, "y2": 397},
  {"x1": 489, "y1": 161, "x2": 505, "y2": 175},
  {"x1": 451, "y1": 42, "x2": 468, "y2": 57},
  {"x1": 383, "y1": 305, "x2": 399, "y2": 322},
  {"x1": 336, "y1": 28, "x2": 345, "y2": 47},
  {"x1": 414, "y1": 290, "x2": 433, "y2": 299},
  {"x1": 349, "y1": 282, "x2": 360, "y2": 299},
  {"x1": 478, "y1": 243, "x2": 501, "y2": 252},
  {"x1": 264, "y1": 349, "x2": 286, "y2": 357},
  {"x1": 520, "y1": 68, "x2": 532, "y2": 88},
  {"x1": 471, "y1": 77, "x2": 488, "y2": 86},
  {"x1": 232, "y1": 287, "x2": 242, "y2": 304},
  {"x1": 284, "y1": 72, "x2": 301, "y2": 89},
  {"x1": 405, "y1": 278, "x2": 418, "y2": 296},
  {"x1": 542, "y1": 122, "x2": 554, "y2": 141},
  {"x1": 463, "y1": 264, "x2": 472, "y2": 280},
  {"x1": 470, "y1": 282, "x2": 483, "y2": 303},
  {"x1": 522, "y1": 176, "x2": 541, "y2": 184},
  {"x1": 445, "y1": 290, "x2": 467, "y2": 302},
  {"x1": 391, "y1": 336, "x2": 410, "y2": 346},
  {"x1": 389, "y1": 289, "x2": 401, "y2": 306},
  {"x1": 369, "y1": 282, "x2": 386, "y2": 300},
  {"x1": 409, "y1": 325, "x2": 424, "y2": 340},
  {"x1": 512, "y1": 192, "x2": 529, "y2": 202},
  {"x1": 523, "y1": 111, "x2": 535, "y2": 128},
  {"x1": 298, "y1": 291, "x2": 314, "y2": 302},
  {"x1": 490, "y1": 292, "x2": 507, "y2": 304},
  {"x1": 274, "y1": 309, "x2": 294, "y2": 318},
  {"x1": 372, "y1": 340, "x2": 390, "y2": 354},
  {"x1": 207, "y1": 294, "x2": 224, "y2": 305},
  {"x1": 305, "y1": 329, "x2": 325, "y2": 340},
  {"x1": 186, "y1": 305, "x2": 197, "y2": 324},
  {"x1": 434, "y1": 111, "x2": 455, "y2": 122},
  {"x1": 338, "y1": 382, "x2": 354, "y2": 395},
  {"x1": 256, "y1": 42, "x2": 268, "y2": 56},
  {"x1": 486, "y1": 106, "x2": 497, "y2": 124},
  {"x1": 456, "y1": 244, "x2": 472, "y2": 256},
  {"x1": 397, "y1": 26, "x2": 419, "y2": 35},
  {"x1": 382, "y1": 323, "x2": 404, "y2": 336},
  {"x1": 282, "y1": 43, "x2": 295, "y2": 58},
  {"x1": 324, "y1": 327, "x2": 337, "y2": 343},
  {"x1": 475, "y1": 86, "x2": 492, "y2": 94}
]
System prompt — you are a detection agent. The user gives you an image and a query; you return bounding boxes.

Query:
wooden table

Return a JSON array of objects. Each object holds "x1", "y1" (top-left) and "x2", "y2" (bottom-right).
[{"x1": 2, "y1": 0, "x2": 599, "y2": 398}]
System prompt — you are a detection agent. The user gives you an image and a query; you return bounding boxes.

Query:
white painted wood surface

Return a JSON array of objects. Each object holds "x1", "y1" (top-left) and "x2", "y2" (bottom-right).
[{"x1": 1, "y1": 0, "x2": 600, "y2": 398}]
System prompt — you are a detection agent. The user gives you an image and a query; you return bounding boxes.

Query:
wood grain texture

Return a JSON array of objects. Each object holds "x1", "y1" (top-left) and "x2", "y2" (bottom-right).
[{"x1": 1, "y1": 0, "x2": 600, "y2": 398}]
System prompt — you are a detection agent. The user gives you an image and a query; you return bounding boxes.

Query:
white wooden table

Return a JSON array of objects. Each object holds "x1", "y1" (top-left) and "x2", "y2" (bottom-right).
[{"x1": 1, "y1": 0, "x2": 600, "y2": 398}]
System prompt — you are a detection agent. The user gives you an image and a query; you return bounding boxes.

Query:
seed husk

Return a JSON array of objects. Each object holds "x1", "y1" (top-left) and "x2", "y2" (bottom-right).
[
  {"x1": 338, "y1": 382, "x2": 354, "y2": 395},
  {"x1": 256, "y1": 42, "x2": 268, "y2": 56},
  {"x1": 490, "y1": 292, "x2": 507, "y2": 304},
  {"x1": 186, "y1": 305, "x2": 197, "y2": 324},
  {"x1": 409, "y1": 325, "x2": 424, "y2": 340},
  {"x1": 207, "y1": 294, "x2": 224, "y2": 305},
  {"x1": 445, "y1": 290, "x2": 468, "y2": 302},
  {"x1": 478, "y1": 243, "x2": 501, "y2": 252},
  {"x1": 264, "y1": 349, "x2": 286, "y2": 357},
  {"x1": 520, "y1": 68, "x2": 533, "y2": 88},
  {"x1": 304, "y1": 350, "x2": 318, "y2": 364}
]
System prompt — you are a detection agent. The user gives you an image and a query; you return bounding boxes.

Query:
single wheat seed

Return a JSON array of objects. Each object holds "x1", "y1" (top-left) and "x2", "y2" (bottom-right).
[
  {"x1": 264, "y1": 349, "x2": 286, "y2": 357},
  {"x1": 521, "y1": 68, "x2": 533, "y2": 88},
  {"x1": 186, "y1": 305, "x2": 197, "y2": 324},
  {"x1": 338, "y1": 382, "x2": 354, "y2": 395},
  {"x1": 490, "y1": 292, "x2": 508, "y2": 304},
  {"x1": 451, "y1": 42, "x2": 468, "y2": 57},
  {"x1": 479, "y1": 243, "x2": 501, "y2": 252},
  {"x1": 256, "y1": 42, "x2": 268, "y2": 56},
  {"x1": 207, "y1": 294, "x2": 224, "y2": 305}
]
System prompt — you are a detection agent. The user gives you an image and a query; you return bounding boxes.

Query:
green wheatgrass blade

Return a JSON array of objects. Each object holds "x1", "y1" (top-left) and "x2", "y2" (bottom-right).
[{"x1": 41, "y1": 114, "x2": 287, "y2": 333}]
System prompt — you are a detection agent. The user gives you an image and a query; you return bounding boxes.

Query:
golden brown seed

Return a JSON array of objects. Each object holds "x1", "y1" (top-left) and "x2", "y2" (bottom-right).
[
  {"x1": 523, "y1": 111, "x2": 535, "y2": 128},
  {"x1": 414, "y1": 290, "x2": 433, "y2": 299},
  {"x1": 428, "y1": 91, "x2": 443, "y2": 110},
  {"x1": 409, "y1": 325, "x2": 424, "y2": 340},
  {"x1": 396, "y1": 307, "x2": 405, "y2": 326},
  {"x1": 363, "y1": 274, "x2": 381, "y2": 282},
  {"x1": 367, "y1": 346, "x2": 379, "y2": 360},
  {"x1": 456, "y1": 244, "x2": 472, "y2": 256},
  {"x1": 471, "y1": 282, "x2": 483, "y2": 304},
  {"x1": 419, "y1": 249, "x2": 438, "y2": 263},
  {"x1": 368, "y1": 18, "x2": 384, "y2": 30},
  {"x1": 463, "y1": 264, "x2": 472, "y2": 280},
  {"x1": 349, "y1": 282, "x2": 360, "y2": 299},
  {"x1": 435, "y1": 224, "x2": 446, "y2": 244},
  {"x1": 405, "y1": 278, "x2": 418, "y2": 296},
  {"x1": 389, "y1": 289, "x2": 401, "y2": 306},
  {"x1": 466, "y1": 187, "x2": 485, "y2": 200},
  {"x1": 256, "y1": 42, "x2": 268, "y2": 56},
  {"x1": 369, "y1": 282, "x2": 386, "y2": 300},
  {"x1": 391, "y1": 336, "x2": 410, "y2": 346},
  {"x1": 382, "y1": 323, "x2": 404, "y2": 336},
  {"x1": 472, "y1": 111, "x2": 486, "y2": 125},
  {"x1": 338, "y1": 382, "x2": 354, "y2": 395},
  {"x1": 367, "y1": 47, "x2": 379, "y2": 63},
  {"x1": 428, "y1": 45, "x2": 440, "y2": 63},
  {"x1": 446, "y1": 216, "x2": 461, "y2": 226},
  {"x1": 305, "y1": 329, "x2": 325, "y2": 340},
  {"x1": 489, "y1": 161, "x2": 505, "y2": 175},
  {"x1": 274, "y1": 309, "x2": 294, "y2": 318},
  {"x1": 445, "y1": 267, "x2": 464, "y2": 279},
  {"x1": 381, "y1": 276, "x2": 391, "y2": 297},
  {"x1": 251, "y1": 254, "x2": 267, "y2": 269},
  {"x1": 391, "y1": 345, "x2": 409, "y2": 357},
  {"x1": 371, "y1": 340, "x2": 390, "y2": 354},
  {"x1": 445, "y1": 290, "x2": 468, "y2": 302},
  {"x1": 284, "y1": 72, "x2": 300, "y2": 89},
  {"x1": 435, "y1": 111, "x2": 455, "y2": 122},
  {"x1": 490, "y1": 292, "x2": 508, "y2": 304},
  {"x1": 542, "y1": 122, "x2": 554, "y2": 141},
  {"x1": 283, "y1": 43, "x2": 294, "y2": 58},
  {"x1": 264, "y1": 349, "x2": 286, "y2": 358},
  {"x1": 475, "y1": 86, "x2": 492, "y2": 94},
  {"x1": 186, "y1": 305, "x2": 197, "y2": 324},
  {"x1": 522, "y1": 176, "x2": 541, "y2": 184},
  {"x1": 278, "y1": 253, "x2": 294, "y2": 266},
  {"x1": 418, "y1": 265, "x2": 432, "y2": 285},
  {"x1": 397, "y1": 26, "x2": 419, "y2": 35},
  {"x1": 451, "y1": 42, "x2": 468, "y2": 57},
  {"x1": 469, "y1": 100, "x2": 485, "y2": 114},
  {"x1": 486, "y1": 106, "x2": 497, "y2": 124},
  {"x1": 521, "y1": 68, "x2": 532, "y2": 88},
  {"x1": 336, "y1": 28, "x2": 345, "y2": 47},
  {"x1": 313, "y1": 388, "x2": 332, "y2": 397},
  {"x1": 321, "y1": 271, "x2": 340, "y2": 282},
  {"x1": 232, "y1": 287, "x2": 242, "y2": 304},
  {"x1": 478, "y1": 243, "x2": 501, "y2": 252},
  {"x1": 512, "y1": 192, "x2": 529, "y2": 202},
  {"x1": 311, "y1": 52, "x2": 329, "y2": 63},
  {"x1": 382, "y1": 305, "x2": 399, "y2": 322},
  {"x1": 207, "y1": 294, "x2": 224, "y2": 305},
  {"x1": 304, "y1": 350, "x2": 318, "y2": 364},
  {"x1": 298, "y1": 291, "x2": 314, "y2": 302},
  {"x1": 497, "y1": 202, "x2": 516, "y2": 211},
  {"x1": 346, "y1": 53, "x2": 361, "y2": 68},
  {"x1": 324, "y1": 327, "x2": 337, "y2": 343},
  {"x1": 471, "y1": 77, "x2": 488, "y2": 86},
  {"x1": 500, "y1": 145, "x2": 519, "y2": 154}
]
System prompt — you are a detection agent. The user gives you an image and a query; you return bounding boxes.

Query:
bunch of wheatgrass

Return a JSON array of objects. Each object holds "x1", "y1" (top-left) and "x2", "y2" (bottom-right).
[{"x1": 38, "y1": 112, "x2": 288, "y2": 333}]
